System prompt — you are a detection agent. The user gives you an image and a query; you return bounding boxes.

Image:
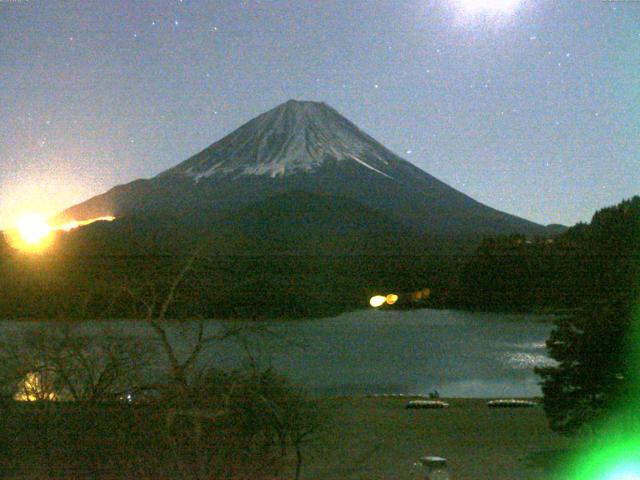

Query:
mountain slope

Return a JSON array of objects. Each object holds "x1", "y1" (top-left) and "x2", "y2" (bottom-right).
[
  {"x1": 57, "y1": 100, "x2": 547, "y2": 237},
  {"x1": 56, "y1": 191, "x2": 430, "y2": 255}
]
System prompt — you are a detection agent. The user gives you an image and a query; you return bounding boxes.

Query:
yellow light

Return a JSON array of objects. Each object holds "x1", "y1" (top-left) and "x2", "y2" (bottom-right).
[
  {"x1": 16, "y1": 214, "x2": 51, "y2": 245},
  {"x1": 386, "y1": 294, "x2": 399, "y2": 305},
  {"x1": 3, "y1": 214, "x2": 116, "y2": 253},
  {"x1": 14, "y1": 372, "x2": 57, "y2": 402},
  {"x1": 370, "y1": 295, "x2": 386, "y2": 308},
  {"x1": 4, "y1": 214, "x2": 55, "y2": 252},
  {"x1": 59, "y1": 215, "x2": 115, "y2": 232}
]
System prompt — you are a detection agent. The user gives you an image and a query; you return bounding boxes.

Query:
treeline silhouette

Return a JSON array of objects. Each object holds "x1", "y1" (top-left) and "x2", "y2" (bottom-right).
[
  {"x1": 458, "y1": 196, "x2": 639, "y2": 312},
  {"x1": 0, "y1": 196, "x2": 637, "y2": 319},
  {"x1": 0, "y1": 250, "x2": 463, "y2": 319}
]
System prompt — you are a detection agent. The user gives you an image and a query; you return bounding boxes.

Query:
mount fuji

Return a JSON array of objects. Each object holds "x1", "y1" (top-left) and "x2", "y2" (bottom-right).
[{"x1": 57, "y1": 100, "x2": 549, "y2": 252}]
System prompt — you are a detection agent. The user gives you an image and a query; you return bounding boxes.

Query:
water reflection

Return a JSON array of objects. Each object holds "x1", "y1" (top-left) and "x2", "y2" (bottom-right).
[
  {"x1": 0, "y1": 309, "x2": 554, "y2": 398},
  {"x1": 499, "y1": 352, "x2": 557, "y2": 370}
]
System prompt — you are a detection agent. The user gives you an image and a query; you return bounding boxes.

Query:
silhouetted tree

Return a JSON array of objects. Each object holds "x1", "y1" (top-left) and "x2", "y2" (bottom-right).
[
  {"x1": 535, "y1": 196, "x2": 640, "y2": 435},
  {"x1": 535, "y1": 299, "x2": 633, "y2": 434},
  {"x1": 0, "y1": 326, "x2": 150, "y2": 402}
]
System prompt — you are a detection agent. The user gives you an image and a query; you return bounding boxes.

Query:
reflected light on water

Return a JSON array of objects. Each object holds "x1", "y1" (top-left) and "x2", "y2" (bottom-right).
[{"x1": 500, "y1": 352, "x2": 556, "y2": 370}]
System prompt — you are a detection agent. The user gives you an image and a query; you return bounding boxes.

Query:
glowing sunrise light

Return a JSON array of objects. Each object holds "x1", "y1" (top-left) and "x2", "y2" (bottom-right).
[
  {"x1": 4, "y1": 214, "x2": 116, "y2": 253},
  {"x1": 59, "y1": 215, "x2": 116, "y2": 232},
  {"x1": 16, "y1": 214, "x2": 52, "y2": 245}
]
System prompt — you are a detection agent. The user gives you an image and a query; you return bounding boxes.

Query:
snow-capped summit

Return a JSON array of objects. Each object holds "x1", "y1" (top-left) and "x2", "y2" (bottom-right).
[
  {"x1": 57, "y1": 100, "x2": 548, "y2": 237},
  {"x1": 161, "y1": 100, "x2": 394, "y2": 181}
]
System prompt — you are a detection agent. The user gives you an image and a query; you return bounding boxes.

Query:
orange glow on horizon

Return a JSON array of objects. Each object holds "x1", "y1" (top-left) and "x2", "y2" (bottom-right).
[
  {"x1": 16, "y1": 214, "x2": 51, "y2": 245},
  {"x1": 59, "y1": 216, "x2": 116, "y2": 232},
  {"x1": 3, "y1": 214, "x2": 116, "y2": 253}
]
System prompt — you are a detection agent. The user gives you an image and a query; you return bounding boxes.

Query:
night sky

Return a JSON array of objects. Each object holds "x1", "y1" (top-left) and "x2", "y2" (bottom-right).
[{"x1": 1, "y1": 0, "x2": 638, "y2": 229}]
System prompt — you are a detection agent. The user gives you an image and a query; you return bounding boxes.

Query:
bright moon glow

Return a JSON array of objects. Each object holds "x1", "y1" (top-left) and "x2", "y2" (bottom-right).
[{"x1": 453, "y1": 0, "x2": 524, "y2": 16}]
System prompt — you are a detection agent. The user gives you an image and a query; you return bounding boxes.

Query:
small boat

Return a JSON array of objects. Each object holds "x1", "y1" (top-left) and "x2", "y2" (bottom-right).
[
  {"x1": 486, "y1": 399, "x2": 538, "y2": 408},
  {"x1": 406, "y1": 399, "x2": 450, "y2": 409}
]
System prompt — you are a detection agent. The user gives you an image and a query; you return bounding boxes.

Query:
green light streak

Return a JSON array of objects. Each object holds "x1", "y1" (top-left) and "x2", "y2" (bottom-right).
[
  {"x1": 563, "y1": 426, "x2": 640, "y2": 480},
  {"x1": 562, "y1": 300, "x2": 640, "y2": 479}
]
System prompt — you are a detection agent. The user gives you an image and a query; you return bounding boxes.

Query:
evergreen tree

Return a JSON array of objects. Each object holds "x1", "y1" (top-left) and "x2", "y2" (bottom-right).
[
  {"x1": 535, "y1": 298, "x2": 633, "y2": 434},
  {"x1": 535, "y1": 196, "x2": 640, "y2": 434}
]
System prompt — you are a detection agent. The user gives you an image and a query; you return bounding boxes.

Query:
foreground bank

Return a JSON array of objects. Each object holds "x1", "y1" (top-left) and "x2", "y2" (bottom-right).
[
  {"x1": 308, "y1": 397, "x2": 573, "y2": 479},
  {"x1": 0, "y1": 397, "x2": 573, "y2": 480}
]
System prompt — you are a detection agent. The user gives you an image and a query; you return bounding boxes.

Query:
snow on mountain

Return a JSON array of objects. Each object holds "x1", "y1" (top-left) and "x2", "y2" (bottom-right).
[
  {"x1": 57, "y1": 99, "x2": 549, "y2": 237},
  {"x1": 160, "y1": 100, "x2": 396, "y2": 181}
]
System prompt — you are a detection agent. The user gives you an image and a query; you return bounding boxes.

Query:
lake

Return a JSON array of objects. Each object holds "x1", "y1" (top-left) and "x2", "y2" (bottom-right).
[{"x1": 1, "y1": 309, "x2": 556, "y2": 398}]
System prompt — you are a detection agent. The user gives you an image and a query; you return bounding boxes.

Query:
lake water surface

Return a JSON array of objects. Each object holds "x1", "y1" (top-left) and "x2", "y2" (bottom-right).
[{"x1": 2, "y1": 309, "x2": 556, "y2": 398}]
